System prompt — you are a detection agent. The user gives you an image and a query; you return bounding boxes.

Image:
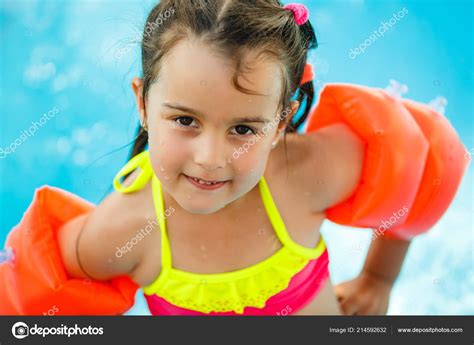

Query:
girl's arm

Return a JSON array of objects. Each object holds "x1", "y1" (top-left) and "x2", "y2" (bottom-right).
[
  {"x1": 310, "y1": 122, "x2": 411, "y2": 314},
  {"x1": 58, "y1": 189, "x2": 150, "y2": 283},
  {"x1": 362, "y1": 235, "x2": 411, "y2": 286},
  {"x1": 301, "y1": 83, "x2": 469, "y2": 314},
  {"x1": 0, "y1": 186, "x2": 143, "y2": 315},
  {"x1": 334, "y1": 236, "x2": 411, "y2": 315},
  {"x1": 58, "y1": 167, "x2": 161, "y2": 286}
]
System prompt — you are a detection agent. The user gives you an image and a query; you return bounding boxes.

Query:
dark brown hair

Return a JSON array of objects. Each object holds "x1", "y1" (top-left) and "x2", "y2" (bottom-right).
[{"x1": 130, "y1": 0, "x2": 318, "y2": 160}]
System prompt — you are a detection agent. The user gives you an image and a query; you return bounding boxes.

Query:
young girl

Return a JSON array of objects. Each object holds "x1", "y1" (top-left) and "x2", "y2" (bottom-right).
[{"x1": 0, "y1": 0, "x2": 469, "y2": 316}]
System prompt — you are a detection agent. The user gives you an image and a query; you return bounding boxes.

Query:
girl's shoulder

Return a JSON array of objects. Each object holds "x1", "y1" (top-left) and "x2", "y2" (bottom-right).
[
  {"x1": 76, "y1": 169, "x2": 161, "y2": 285},
  {"x1": 277, "y1": 126, "x2": 364, "y2": 214}
]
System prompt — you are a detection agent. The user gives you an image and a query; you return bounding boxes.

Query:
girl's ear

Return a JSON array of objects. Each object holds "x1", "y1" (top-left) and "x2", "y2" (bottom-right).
[
  {"x1": 273, "y1": 100, "x2": 300, "y2": 143},
  {"x1": 289, "y1": 100, "x2": 300, "y2": 123},
  {"x1": 131, "y1": 77, "x2": 146, "y2": 125},
  {"x1": 278, "y1": 100, "x2": 300, "y2": 131}
]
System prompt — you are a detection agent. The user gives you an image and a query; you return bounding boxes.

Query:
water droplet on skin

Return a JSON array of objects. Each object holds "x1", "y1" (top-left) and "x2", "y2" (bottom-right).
[
  {"x1": 107, "y1": 259, "x2": 113, "y2": 264},
  {"x1": 159, "y1": 139, "x2": 164, "y2": 145},
  {"x1": 248, "y1": 99, "x2": 252, "y2": 103},
  {"x1": 200, "y1": 245, "x2": 207, "y2": 252},
  {"x1": 186, "y1": 194, "x2": 191, "y2": 199},
  {"x1": 159, "y1": 165, "x2": 165, "y2": 172},
  {"x1": 227, "y1": 158, "x2": 232, "y2": 164},
  {"x1": 200, "y1": 80, "x2": 207, "y2": 86},
  {"x1": 164, "y1": 175, "x2": 170, "y2": 180}
]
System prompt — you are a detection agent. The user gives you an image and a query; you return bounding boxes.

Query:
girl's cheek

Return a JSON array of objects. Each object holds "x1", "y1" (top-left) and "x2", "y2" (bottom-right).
[
  {"x1": 232, "y1": 141, "x2": 269, "y2": 178},
  {"x1": 149, "y1": 131, "x2": 189, "y2": 173}
]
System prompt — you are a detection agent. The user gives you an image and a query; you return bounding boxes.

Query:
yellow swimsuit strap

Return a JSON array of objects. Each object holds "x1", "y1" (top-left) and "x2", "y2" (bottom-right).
[
  {"x1": 257, "y1": 176, "x2": 326, "y2": 259},
  {"x1": 112, "y1": 150, "x2": 153, "y2": 193},
  {"x1": 112, "y1": 151, "x2": 172, "y2": 272},
  {"x1": 151, "y1": 174, "x2": 172, "y2": 271}
]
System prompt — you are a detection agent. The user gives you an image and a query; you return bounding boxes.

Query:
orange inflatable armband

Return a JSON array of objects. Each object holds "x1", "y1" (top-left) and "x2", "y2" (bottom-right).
[
  {"x1": 0, "y1": 186, "x2": 138, "y2": 315},
  {"x1": 305, "y1": 83, "x2": 470, "y2": 240}
]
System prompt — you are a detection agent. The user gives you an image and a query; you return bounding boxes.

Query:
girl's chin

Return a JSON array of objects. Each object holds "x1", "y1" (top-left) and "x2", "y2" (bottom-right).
[{"x1": 178, "y1": 200, "x2": 225, "y2": 215}]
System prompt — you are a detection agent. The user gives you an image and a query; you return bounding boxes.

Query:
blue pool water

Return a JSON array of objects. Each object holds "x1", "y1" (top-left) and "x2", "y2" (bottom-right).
[{"x1": 0, "y1": 0, "x2": 472, "y2": 315}]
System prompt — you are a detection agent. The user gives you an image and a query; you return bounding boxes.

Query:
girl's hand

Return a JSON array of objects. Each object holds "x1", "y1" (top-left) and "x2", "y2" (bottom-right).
[{"x1": 334, "y1": 270, "x2": 392, "y2": 315}]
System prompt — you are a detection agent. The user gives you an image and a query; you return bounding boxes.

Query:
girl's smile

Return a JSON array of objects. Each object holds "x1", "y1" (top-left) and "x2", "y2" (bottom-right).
[{"x1": 183, "y1": 173, "x2": 229, "y2": 190}]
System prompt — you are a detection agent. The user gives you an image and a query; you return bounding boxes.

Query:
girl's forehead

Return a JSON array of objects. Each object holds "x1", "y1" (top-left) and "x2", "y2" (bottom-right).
[{"x1": 153, "y1": 38, "x2": 282, "y2": 108}]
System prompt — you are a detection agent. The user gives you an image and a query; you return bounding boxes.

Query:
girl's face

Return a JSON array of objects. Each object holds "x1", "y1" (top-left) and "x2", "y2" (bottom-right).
[{"x1": 132, "y1": 38, "x2": 295, "y2": 215}]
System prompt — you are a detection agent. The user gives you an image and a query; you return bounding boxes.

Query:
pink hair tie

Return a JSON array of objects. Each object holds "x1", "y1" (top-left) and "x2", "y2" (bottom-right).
[{"x1": 283, "y1": 3, "x2": 309, "y2": 26}]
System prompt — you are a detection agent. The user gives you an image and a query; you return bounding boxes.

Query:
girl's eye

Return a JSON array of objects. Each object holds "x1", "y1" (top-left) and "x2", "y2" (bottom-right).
[
  {"x1": 173, "y1": 116, "x2": 196, "y2": 127},
  {"x1": 231, "y1": 125, "x2": 256, "y2": 136},
  {"x1": 173, "y1": 117, "x2": 256, "y2": 136}
]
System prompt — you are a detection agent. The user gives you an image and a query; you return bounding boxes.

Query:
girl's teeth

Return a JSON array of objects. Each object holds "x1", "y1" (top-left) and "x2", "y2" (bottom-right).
[{"x1": 192, "y1": 177, "x2": 217, "y2": 185}]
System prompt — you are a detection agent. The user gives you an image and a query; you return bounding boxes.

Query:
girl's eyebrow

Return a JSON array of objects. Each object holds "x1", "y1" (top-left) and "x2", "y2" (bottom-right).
[{"x1": 162, "y1": 102, "x2": 271, "y2": 124}]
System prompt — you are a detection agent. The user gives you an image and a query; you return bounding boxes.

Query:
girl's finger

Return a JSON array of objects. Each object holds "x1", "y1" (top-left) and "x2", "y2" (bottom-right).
[{"x1": 333, "y1": 283, "x2": 349, "y2": 299}]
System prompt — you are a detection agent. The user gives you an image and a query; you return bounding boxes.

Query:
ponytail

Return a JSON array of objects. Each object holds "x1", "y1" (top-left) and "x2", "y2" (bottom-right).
[
  {"x1": 129, "y1": 81, "x2": 150, "y2": 161},
  {"x1": 290, "y1": 79, "x2": 314, "y2": 132},
  {"x1": 129, "y1": 127, "x2": 148, "y2": 161},
  {"x1": 288, "y1": 15, "x2": 318, "y2": 133},
  {"x1": 287, "y1": 63, "x2": 315, "y2": 133}
]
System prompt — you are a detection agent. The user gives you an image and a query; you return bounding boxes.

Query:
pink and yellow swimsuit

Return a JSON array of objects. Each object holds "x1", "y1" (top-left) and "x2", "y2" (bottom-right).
[{"x1": 113, "y1": 150, "x2": 330, "y2": 315}]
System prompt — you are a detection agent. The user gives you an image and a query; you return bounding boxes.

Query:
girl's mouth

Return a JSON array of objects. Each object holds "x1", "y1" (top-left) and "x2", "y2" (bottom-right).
[{"x1": 184, "y1": 174, "x2": 229, "y2": 190}]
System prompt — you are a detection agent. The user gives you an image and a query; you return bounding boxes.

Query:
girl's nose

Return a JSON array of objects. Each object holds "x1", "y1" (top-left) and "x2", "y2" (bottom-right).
[{"x1": 193, "y1": 133, "x2": 228, "y2": 170}]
